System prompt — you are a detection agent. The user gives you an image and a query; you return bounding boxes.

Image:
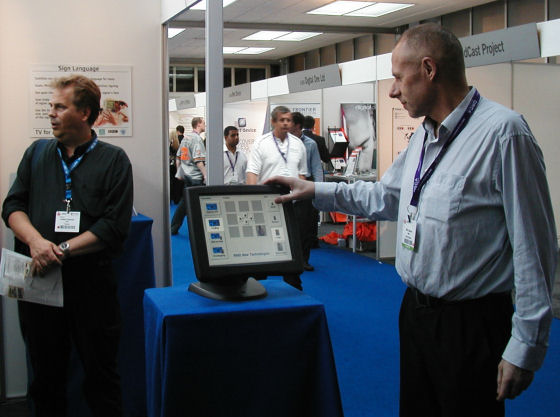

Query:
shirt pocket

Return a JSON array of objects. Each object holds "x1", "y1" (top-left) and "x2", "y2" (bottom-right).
[
  {"x1": 421, "y1": 172, "x2": 465, "y2": 222},
  {"x1": 78, "y1": 183, "x2": 107, "y2": 218}
]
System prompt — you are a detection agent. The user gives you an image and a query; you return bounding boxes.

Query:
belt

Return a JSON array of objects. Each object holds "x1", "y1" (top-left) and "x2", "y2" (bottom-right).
[{"x1": 409, "y1": 286, "x2": 510, "y2": 309}]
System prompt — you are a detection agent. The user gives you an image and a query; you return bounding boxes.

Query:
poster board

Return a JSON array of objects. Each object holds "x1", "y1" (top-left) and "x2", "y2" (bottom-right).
[{"x1": 31, "y1": 65, "x2": 132, "y2": 138}]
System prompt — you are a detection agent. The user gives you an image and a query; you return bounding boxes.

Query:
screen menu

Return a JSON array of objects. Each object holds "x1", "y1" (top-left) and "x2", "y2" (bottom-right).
[{"x1": 199, "y1": 194, "x2": 293, "y2": 266}]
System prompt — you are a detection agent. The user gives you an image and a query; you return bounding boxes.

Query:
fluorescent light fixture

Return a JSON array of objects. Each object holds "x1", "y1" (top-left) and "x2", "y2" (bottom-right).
[
  {"x1": 275, "y1": 32, "x2": 322, "y2": 41},
  {"x1": 347, "y1": 2, "x2": 413, "y2": 17},
  {"x1": 168, "y1": 28, "x2": 186, "y2": 38},
  {"x1": 223, "y1": 46, "x2": 246, "y2": 54},
  {"x1": 307, "y1": 1, "x2": 372, "y2": 16},
  {"x1": 243, "y1": 31, "x2": 290, "y2": 41},
  {"x1": 190, "y1": 0, "x2": 237, "y2": 10},
  {"x1": 235, "y1": 47, "x2": 274, "y2": 55}
]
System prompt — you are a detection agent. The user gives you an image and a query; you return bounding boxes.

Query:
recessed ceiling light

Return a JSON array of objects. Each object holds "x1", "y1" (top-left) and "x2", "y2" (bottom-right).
[
  {"x1": 168, "y1": 28, "x2": 186, "y2": 38},
  {"x1": 307, "y1": 1, "x2": 373, "y2": 16},
  {"x1": 243, "y1": 31, "x2": 290, "y2": 41},
  {"x1": 235, "y1": 47, "x2": 275, "y2": 55},
  {"x1": 190, "y1": 0, "x2": 238, "y2": 10},
  {"x1": 223, "y1": 47, "x2": 247, "y2": 54},
  {"x1": 275, "y1": 32, "x2": 322, "y2": 41},
  {"x1": 347, "y1": 2, "x2": 413, "y2": 17}
]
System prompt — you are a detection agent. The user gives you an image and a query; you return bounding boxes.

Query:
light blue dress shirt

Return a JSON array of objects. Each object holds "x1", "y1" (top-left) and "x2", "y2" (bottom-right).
[
  {"x1": 302, "y1": 134, "x2": 323, "y2": 182},
  {"x1": 314, "y1": 88, "x2": 557, "y2": 371}
]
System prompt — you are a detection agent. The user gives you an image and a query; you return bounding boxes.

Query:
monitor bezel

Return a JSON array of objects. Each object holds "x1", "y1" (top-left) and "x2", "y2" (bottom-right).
[{"x1": 185, "y1": 184, "x2": 303, "y2": 283}]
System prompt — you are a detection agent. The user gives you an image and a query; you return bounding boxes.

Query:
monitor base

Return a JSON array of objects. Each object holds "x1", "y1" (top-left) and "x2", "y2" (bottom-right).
[{"x1": 188, "y1": 277, "x2": 267, "y2": 301}]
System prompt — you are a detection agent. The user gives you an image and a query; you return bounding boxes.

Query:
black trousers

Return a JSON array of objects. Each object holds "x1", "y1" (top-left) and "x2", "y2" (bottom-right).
[
  {"x1": 18, "y1": 259, "x2": 122, "y2": 417},
  {"x1": 399, "y1": 287, "x2": 513, "y2": 417},
  {"x1": 294, "y1": 199, "x2": 314, "y2": 263},
  {"x1": 170, "y1": 176, "x2": 204, "y2": 233}
]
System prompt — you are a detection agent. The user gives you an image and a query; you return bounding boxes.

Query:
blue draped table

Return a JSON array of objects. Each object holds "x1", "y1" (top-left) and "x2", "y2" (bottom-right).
[{"x1": 144, "y1": 281, "x2": 343, "y2": 417}]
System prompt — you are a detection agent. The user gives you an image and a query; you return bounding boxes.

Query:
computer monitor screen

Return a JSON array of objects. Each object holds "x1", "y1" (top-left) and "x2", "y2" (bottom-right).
[{"x1": 185, "y1": 185, "x2": 303, "y2": 300}]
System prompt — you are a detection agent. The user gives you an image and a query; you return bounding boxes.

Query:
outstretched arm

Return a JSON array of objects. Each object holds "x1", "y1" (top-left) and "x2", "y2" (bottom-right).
[{"x1": 264, "y1": 176, "x2": 315, "y2": 204}]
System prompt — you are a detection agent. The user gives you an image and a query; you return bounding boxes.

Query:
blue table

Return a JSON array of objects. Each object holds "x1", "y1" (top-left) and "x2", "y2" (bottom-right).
[
  {"x1": 68, "y1": 214, "x2": 156, "y2": 416},
  {"x1": 144, "y1": 281, "x2": 343, "y2": 417}
]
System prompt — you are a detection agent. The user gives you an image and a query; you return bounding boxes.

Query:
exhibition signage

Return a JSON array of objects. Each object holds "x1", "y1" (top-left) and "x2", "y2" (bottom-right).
[
  {"x1": 287, "y1": 64, "x2": 341, "y2": 93},
  {"x1": 224, "y1": 84, "x2": 251, "y2": 104},
  {"x1": 31, "y1": 64, "x2": 132, "y2": 137},
  {"x1": 175, "y1": 94, "x2": 197, "y2": 110},
  {"x1": 459, "y1": 23, "x2": 540, "y2": 68}
]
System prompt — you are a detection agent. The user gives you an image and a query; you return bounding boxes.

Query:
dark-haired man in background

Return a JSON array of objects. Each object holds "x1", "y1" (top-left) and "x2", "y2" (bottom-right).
[
  {"x1": 267, "y1": 23, "x2": 557, "y2": 417},
  {"x1": 223, "y1": 126, "x2": 247, "y2": 184},
  {"x1": 2, "y1": 74, "x2": 133, "y2": 416}
]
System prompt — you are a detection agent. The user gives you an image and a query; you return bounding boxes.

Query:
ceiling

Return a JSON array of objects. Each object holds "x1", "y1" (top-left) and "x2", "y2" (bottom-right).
[{"x1": 168, "y1": 0, "x2": 496, "y2": 62}]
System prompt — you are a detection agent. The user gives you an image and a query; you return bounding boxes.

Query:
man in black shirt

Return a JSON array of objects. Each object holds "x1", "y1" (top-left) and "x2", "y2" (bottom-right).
[{"x1": 2, "y1": 75, "x2": 133, "y2": 417}]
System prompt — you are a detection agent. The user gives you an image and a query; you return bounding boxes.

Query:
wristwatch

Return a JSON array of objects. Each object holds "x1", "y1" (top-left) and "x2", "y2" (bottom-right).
[{"x1": 59, "y1": 241, "x2": 71, "y2": 258}]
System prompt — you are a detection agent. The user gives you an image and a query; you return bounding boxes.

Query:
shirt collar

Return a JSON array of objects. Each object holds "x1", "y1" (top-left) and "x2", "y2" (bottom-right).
[
  {"x1": 57, "y1": 130, "x2": 97, "y2": 162},
  {"x1": 422, "y1": 87, "x2": 477, "y2": 141}
]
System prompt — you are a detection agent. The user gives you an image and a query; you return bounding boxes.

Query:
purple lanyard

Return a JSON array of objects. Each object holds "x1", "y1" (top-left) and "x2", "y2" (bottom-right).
[
  {"x1": 410, "y1": 90, "x2": 480, "y2": 208},
  {"x1": 272, "y1": 135, "x2": 289, "y2": 164},
  {"x1": 225, "y1": 150, "x2": 238, "y2": 173}
]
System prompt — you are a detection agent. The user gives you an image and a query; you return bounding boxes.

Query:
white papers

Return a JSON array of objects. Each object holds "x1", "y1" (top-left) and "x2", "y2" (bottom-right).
[{"x1": 0, "y1": 248, "x2": 63, "y2": 307}]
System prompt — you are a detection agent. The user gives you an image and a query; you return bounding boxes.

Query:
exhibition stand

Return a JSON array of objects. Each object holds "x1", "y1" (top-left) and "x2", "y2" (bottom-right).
[{"x1": 143, "y1": 280, "x2": 343, "y2": 417}]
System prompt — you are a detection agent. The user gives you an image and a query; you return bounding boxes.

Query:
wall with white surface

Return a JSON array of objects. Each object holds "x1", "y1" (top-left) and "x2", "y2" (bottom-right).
[{"x1": 0, "y1": 0, "x2": 164, "y2": 397}]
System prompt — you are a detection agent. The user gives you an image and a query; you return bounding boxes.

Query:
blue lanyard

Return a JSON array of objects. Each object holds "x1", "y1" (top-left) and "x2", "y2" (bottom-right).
[
  {"x1": 57, "y1": 138, "x2": 98, "y2": 209},
  {"x1": 410, "y1": 90, "x2": 480, "y2": 208},
  {"x1": 225, "y1": 150, "x2": 238, "y2": 173},
  {"x1": 272, "y1": 135, "x2": 289, "y2": 164}
]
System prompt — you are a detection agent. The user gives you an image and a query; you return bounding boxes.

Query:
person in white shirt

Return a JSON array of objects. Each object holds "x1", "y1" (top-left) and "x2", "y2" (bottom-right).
[
  {"x1": 223, "y1": 126, "x2": 247, "y2": 184},
  {"x1": 246, "y1": 106, "x2": 308, "y2": 290},
  {"x1": 246, "y1": 106, "x2": 308, "y2": 185}
]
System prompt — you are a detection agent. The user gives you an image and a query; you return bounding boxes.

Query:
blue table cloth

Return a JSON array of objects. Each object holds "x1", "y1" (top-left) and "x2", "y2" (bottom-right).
[{"x1": 144, "y1": 281, "x2": 343, "y2": 417}]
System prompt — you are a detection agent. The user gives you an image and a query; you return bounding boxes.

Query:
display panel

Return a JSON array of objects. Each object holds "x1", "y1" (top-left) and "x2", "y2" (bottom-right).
[
  {"x1": 200, "y1": 194, "x2": 292, "y2": 267},
  {"x1": 185, "y1": 185, "x2": 303, "y2": 292}
]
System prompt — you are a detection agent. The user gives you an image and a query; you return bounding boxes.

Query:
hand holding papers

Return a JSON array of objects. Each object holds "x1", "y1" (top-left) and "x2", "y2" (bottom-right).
[{"x1": 0, "y1": 248, "x2": 63, "y2": 307}]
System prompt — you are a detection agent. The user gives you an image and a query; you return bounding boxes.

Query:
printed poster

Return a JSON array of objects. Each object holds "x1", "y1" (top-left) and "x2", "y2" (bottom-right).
[
  {"x1": 31, "y1": 65, "x2": 132, "y2": 138},
  {"x1": 341, "y1": 103, "x2": 376, "y2": 172},
  {"x1": 392, "y1": 108, "x2": 422, "y2": 161}
]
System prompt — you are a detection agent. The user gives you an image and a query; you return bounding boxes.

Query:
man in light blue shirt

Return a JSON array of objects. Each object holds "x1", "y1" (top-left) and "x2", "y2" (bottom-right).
[
  {"x1": 291, "y1": 111, "x2": 323, "y2": 271},
  {"x1": 267, "y1": 23, "x2": 557, "y2": 417}
]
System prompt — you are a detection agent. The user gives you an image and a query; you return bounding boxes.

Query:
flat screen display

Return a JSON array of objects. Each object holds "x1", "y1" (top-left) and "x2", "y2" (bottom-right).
[
  {"x1": 185, "y1": 185, "x2": 303, "y2": 283},
  {"x1": 200, "y1": 193, "x2": 293, "y2": 266}
]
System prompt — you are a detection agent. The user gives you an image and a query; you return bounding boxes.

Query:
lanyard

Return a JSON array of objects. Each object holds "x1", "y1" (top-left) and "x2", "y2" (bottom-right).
[
  {"x1": 410, "y1": 90, "x2": 480, "y2": 209},
  {"x1": 272, "y1": 135, "x2": 289, "y2": 164},
  {"x1": 225, "y1": 150, "x2": 238, "y2": 173},
  {"x1": 57, "y1": 138, "x2": 98, "y2": 211}
]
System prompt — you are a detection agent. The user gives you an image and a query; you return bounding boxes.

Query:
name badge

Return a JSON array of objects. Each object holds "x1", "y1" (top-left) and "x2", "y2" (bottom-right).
[
  {"x1": 401, "y1": 219, "x2": 417, "y2": 251},
  {"x1": 55, "y1": 211, "x2": 81, "y2": 233}
]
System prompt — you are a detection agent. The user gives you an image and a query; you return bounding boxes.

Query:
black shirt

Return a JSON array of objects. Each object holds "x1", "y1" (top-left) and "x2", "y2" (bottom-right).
[{"x1": 2, "y1": 132, "x2": 134, "y2": 258}]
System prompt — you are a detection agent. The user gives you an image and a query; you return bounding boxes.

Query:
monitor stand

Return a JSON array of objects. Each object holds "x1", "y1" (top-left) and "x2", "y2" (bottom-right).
[{"x1": 188, "y1": 277, "x2": 267, "y2": 301}]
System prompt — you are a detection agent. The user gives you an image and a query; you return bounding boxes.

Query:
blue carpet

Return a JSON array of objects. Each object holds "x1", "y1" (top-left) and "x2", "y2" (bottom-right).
[{"x1": 170, "y1": 204, "x2": 560, "y2": 417}]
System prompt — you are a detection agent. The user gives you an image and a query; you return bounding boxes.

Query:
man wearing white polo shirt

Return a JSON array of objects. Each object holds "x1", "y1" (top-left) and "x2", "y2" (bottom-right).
[{"x1": 246, "y1": 105, "x2": 308, "y2": 290}]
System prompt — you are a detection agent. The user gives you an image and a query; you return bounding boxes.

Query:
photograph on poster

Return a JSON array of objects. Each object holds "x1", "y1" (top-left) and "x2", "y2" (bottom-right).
[
  {"x1": 341, "y1": 103, "x2": 376, "y2": 172},
  {"x1": 30, "y1": 65, "x2": 132, "y2": 138}
]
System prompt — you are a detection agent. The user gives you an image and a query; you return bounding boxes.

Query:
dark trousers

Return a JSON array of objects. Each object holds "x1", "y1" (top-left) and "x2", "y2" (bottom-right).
[
  {"x1": 170, "y1": 177, "x2": 204, "y2": 233},
  {"x1": 294, "y1": 199, "x2": 314, "y2": 263},
  {"x1": 19, "y1": 260, "x2": 122, "y2": 417},
  {"x1": 399, "y1": 287, "x2": 513, "y2": 417}
]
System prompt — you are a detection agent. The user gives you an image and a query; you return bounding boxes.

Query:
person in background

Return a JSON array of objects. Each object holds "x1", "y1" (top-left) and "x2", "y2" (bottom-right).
[
  {"x1": 2, "y1": 74, "x2": 133, "y2": 416},
  {"x1": 266, "y1": 23, "x2": 557, "y2": 417},
  {"x1": 303, "y1": 115, "x2": 329, "y2": 164},
  {"x1": 246, "y1": 106, "x2": 308, "y2": 290},
  {"x1": 223, "y1": 126, "x2": 247, "y2": 184},
  {"x1": 290, "y1": 111, "x2": 323, "y2": 271},
  {"x1": 171, "y1": 117, "x2": 207, "y2": 235},
  {"x1": 169, "y1": 125, "x2": 183, "y2": 204}
]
